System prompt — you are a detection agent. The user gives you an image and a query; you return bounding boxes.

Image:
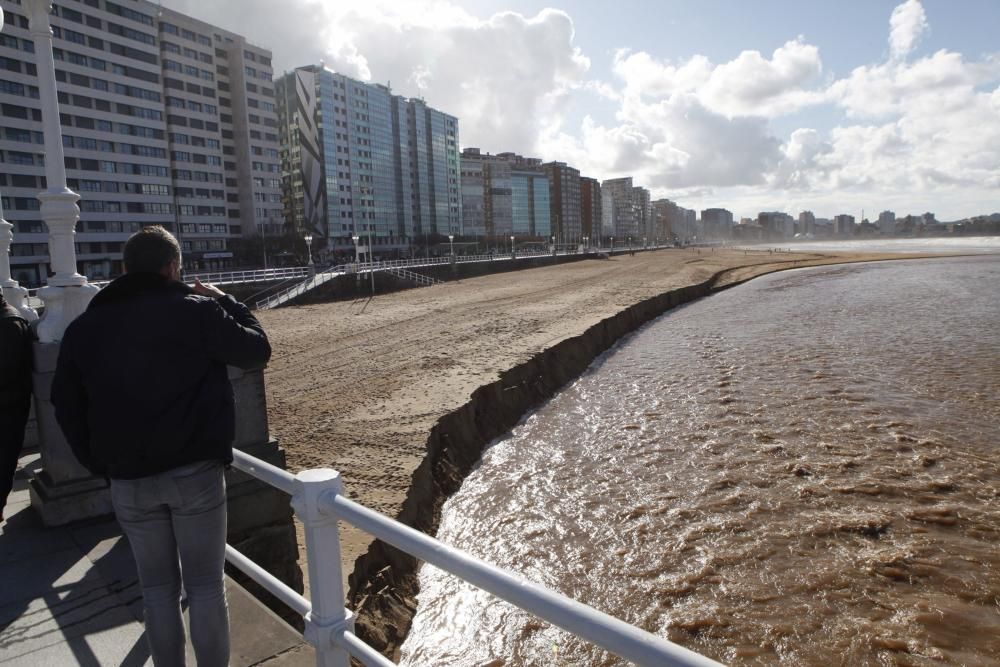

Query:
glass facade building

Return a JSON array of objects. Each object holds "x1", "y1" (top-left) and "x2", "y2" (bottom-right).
[
  {"x1": 511, "y1": 169, "x2": 550, "y2": 238},
  {"x1": 278, "y1": 65, "x2": 460, "y2": 257},
  {"x1": 461, "y1": 148, "x2": 553, "y2": 243}
]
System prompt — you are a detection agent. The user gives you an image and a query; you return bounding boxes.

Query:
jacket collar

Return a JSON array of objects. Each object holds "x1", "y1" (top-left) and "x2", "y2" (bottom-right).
[{"x1": 88, "y1": 272, "x2": 193, "y2": 310}]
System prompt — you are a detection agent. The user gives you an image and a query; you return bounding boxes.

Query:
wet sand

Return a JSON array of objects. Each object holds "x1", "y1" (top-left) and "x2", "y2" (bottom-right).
[{"x1": 255, "y1": 247, "x2": 928, "y2": 644}]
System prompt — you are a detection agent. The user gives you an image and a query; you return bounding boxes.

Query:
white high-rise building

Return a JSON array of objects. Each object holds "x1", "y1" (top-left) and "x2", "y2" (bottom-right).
[
  {"x1": 0, "y1": 0, "x2": 281, "y2": 282},
  {"x1": 878, "y1": 210, "x2": 896, "y2": 235},
  {"x1": 601, "y1": 177, "x2": 649, "y2": 243},
  {"x1": 701, "y1": 208, "x2": 734, "y2": 239},
  {"x1": 798, "y1": 210, "x2": 815, "y2": 236}
]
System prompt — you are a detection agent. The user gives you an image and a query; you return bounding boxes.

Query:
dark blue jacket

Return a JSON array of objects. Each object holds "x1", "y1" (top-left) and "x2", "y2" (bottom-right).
[
  {"x1": 0, "y1": 296, "x2": 33, "y2": 451},
  {"x1": 51, "y1": 273, "x2": 271, "y2": 479}
]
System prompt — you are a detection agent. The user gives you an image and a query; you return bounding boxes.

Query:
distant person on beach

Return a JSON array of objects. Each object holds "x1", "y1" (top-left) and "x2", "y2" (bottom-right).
[
  {"x1": 0, "y1": 290, "x2": 33, "y2": 521},
  {"x1": 51, "y1": 225, "x2": 271, "y2": 666}
]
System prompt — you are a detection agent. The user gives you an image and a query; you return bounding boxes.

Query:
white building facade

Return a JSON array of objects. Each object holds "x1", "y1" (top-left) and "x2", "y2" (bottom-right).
[{"x1": 0, "y1": 0, "x2": 280, "y2": 282}]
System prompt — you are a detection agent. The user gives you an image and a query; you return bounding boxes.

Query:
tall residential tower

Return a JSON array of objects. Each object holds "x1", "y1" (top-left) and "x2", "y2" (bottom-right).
[
  {"x1": 276, "y1": 65, "x2": 460, "y2": 258},
  {"x1": 0, "y1": 0, "x2": 280, "y2": 281}
]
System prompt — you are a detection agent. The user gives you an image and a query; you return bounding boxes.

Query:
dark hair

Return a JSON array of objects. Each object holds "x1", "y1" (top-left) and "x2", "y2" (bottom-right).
[{"x1": 123, "y1": 225, "x2": 181, "y2": 274}]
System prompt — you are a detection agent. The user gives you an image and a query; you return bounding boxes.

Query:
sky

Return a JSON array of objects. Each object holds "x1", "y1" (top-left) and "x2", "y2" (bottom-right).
[{"x1": 163, "y1": 0, "x2": 1000, "y2": 221}]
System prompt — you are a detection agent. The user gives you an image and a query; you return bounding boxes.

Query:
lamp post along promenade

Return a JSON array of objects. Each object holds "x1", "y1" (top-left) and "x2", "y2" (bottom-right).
[
  {"x1": 19, "y1": 0, "x2": 102, "y2": 525},
  {"x1": 27, "y1": 0, "x2": 100, "y2": 344}
]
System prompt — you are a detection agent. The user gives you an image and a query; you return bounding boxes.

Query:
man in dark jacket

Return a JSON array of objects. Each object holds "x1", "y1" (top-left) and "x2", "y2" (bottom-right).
[
  {"x1": 52, "y1": 225, "x2": 271, "y2": 666},
  {"x1": 0, "y1": 290, "x2": 33, "y2": 521}
]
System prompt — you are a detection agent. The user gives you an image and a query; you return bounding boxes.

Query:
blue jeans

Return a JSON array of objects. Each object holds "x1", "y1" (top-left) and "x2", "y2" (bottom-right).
[{"x1": 111, "y1": 461, "x2": 230, "y2": 666}]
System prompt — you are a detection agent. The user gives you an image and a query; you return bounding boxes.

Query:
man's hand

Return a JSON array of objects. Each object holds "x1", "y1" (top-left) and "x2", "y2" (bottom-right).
[{"x1": 193, "y1": 278, "x2": 225, "y2": 298}]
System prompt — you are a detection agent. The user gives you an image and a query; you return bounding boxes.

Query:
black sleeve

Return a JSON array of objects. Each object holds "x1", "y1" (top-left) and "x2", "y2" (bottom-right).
[
  {"x1": 51, "y1": 330, "x2": 102, "y2": 475},
  {"x1": 200, "y1": 294, "x2": 272, "y2": 370},
  {"x1": 0, "y1": 317, "x2": 31, "y2": 410}
]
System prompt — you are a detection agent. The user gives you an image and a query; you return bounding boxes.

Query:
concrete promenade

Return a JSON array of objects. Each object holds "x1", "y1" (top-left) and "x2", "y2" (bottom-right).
[{"x1": 0, "y1": 450, "x2": 313, "y2": 666}]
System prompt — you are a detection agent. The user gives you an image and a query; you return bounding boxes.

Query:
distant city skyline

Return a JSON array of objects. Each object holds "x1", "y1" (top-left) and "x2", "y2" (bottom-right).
[{"x1": 159, "y1": 0, "x2": 1000, "y2": 221}]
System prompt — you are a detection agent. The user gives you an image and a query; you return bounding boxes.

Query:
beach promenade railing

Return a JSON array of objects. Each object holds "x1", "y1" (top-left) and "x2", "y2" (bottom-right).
[
  {"x1": 252, "y1": 249, "x2": 592, "y2": 310},
  {"x1": 227, "y1": 449, "x2": 723, "y2": 667},
  {"x1": 24, "y1": 246, "x2": 685, "y2": 311},
  {"x1": 185, "y1": 266, "x2": 311, "y2": 286}
]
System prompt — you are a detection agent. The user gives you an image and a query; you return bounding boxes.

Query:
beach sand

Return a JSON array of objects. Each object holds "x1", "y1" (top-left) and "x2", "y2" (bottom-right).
[{"x1": 255, "y1": 247, "x2": 918, "y2": 647}]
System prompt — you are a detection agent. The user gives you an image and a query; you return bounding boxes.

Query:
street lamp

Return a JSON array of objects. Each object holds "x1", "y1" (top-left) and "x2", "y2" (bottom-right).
[
  {"x1": 611, "y1": 236, "x2": 614, "y2": 255},
  {"x1": 259, "y1": 221, "x2": 268, "y2": 271},
  {"x1": 448, "y1": 234, "x2": 454, "y2": 258},
  {"x1": 510, "y1": 235, "x2": 515, "y2": 258},
  {"x1": 304, "y1": 234, "x2": 314, "y2": 276},
  {"x1": 352, "y1": 234, "x2": 360, "y2": 284}
]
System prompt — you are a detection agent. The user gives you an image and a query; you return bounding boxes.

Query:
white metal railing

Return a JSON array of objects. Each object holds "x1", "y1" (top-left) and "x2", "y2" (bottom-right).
[
  {"x1": 184, "y1": 266, "x2": 311, "y2": 286},
  {"x1": 383, "y1": 266, "x2": 442, "y2": 286},
  {"x1": 227, "y1": 449, "x2": 722, "y2": 667},
  {"x1": 254, "y1": 265, "x2": 350, "y2": 310},
  {"x1": 252, "y1": 249, "x2": 592, "y2": 310},
  {"x1": 21, "y1": 246, "x2": 683, "y2": 311}
]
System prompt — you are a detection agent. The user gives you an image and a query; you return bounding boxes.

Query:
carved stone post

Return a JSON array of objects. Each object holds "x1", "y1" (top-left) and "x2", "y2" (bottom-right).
[
  {"x1": 24, "y1": 0, "x2": 103, "y2": 524},
  {"x1": 25, "y1": 0, "x2": 99, "y2": 344}
]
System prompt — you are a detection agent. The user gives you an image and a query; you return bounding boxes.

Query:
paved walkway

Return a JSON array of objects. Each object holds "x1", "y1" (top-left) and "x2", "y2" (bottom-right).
[{"x1": 0, "y1": 451, "x2": 314, "y2": 666}]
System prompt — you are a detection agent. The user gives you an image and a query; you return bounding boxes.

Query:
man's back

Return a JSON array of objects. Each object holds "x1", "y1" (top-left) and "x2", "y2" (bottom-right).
[{"x1": 52, "y1": 272, "x2": 271, "y2": 479}]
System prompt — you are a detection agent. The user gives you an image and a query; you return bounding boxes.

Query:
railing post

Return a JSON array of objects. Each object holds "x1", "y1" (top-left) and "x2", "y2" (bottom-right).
[{"x1": 292, "y1": 469, "x2": 353, "y2": 667}]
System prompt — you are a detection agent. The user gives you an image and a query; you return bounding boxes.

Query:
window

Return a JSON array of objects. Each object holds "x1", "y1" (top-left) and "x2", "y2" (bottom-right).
[{"x1": 106, "y1": 2, "x2": 155, "y2": 27}]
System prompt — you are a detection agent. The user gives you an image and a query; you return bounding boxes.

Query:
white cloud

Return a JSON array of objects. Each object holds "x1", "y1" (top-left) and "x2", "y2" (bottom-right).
[
  {"x1": 611, "y1": 39, "x2": 826, "y2": 119},
  {"x1": 162, "y1": 1, "x2": 590, "y2": 152},
  {"x1": 163, "y1": 0, "x2": 1000, "y2": 219},
  {"x1": 771, "y1": 128, "x2": 834, "y2": 190},
  {"x1": 699, "y1": 39, "x2": 826, "y2": 118},
  {"x1": 889, "y1": 0, "x2": 929, "y2": 60}
]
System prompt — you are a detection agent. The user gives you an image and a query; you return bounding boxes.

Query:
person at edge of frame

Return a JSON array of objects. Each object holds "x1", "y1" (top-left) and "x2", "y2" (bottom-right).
[
  {"x1": 51, "y1": 225, "x2": 272, "y2": 666},
  {"x1": 0, "y1": 289, "x2": 34, "y2": 523}
]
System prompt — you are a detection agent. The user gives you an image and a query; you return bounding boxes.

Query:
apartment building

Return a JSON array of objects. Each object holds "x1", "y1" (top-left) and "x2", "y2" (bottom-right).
[
  {"x1": 877, "y1": 210, "x2": 895, "y2": 235},
  {"x1": 652, "y1": 199, "x2": 696, "y2": 240},
  {"x1": 541, "y1": 161, "x2": 580, "y2": 244},
  {"x1": 579, "y1": 176, "x2": 601, "y2": 241},
  {"x1": 0, "y1": 0, "x2": 280, "y2": 283},
  {"x1": 460, "y1": 148, "x2": 551, "y2": 244},
  {"x1": 277, "y1": 65, "x2": 460, "y2": 258},
  {"x1": 833, "y1": 213, "x2": 856, "y2": 237},
  {"x1": 601, "y1": 177, "x2": 645, "y2": 242},
  {"x1": 700, "y1": 208, "x2": 734, "y2": 239},
  {"x1": 798, "y1": 210, "x2": 816, "y2": 236}
]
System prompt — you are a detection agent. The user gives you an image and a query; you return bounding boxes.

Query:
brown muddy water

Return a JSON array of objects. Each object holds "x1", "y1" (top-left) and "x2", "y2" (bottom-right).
[{"x1": 399, "y1": 255, "x2": 1000, "y2": 666}]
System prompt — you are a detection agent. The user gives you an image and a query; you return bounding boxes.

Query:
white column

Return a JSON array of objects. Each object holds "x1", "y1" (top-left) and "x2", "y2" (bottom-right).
[
  {"x1": 25, "y1": 0, "x2": 98, "y2": 343},
  {"x1": 22, "y1": 1, "x2": 108, "y2": 526}
]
